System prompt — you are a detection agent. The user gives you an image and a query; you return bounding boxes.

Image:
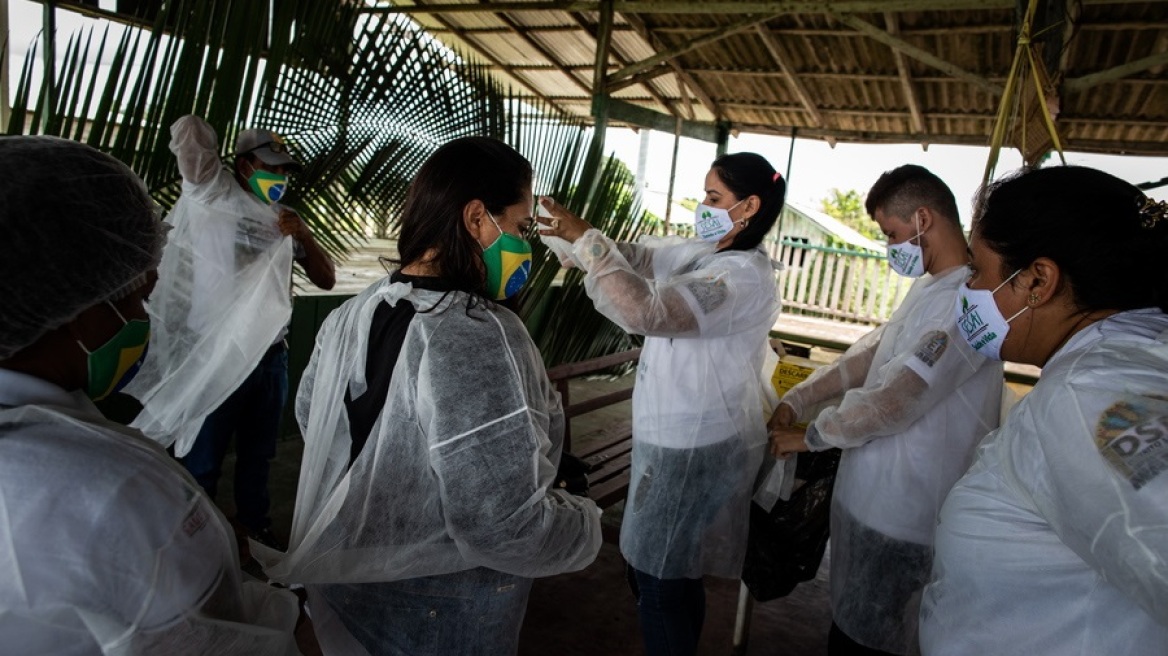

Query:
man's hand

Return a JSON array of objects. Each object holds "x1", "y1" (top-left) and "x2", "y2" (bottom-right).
[
  {"x1": 767, "y1": 402, "x2": 797, "y2": 432},
  {"x1": 276, "y1": 207, "x2": 310, "y2": 242},
  {"x1": 769, "y1": 424, "x2": 810, "y2": 460}
]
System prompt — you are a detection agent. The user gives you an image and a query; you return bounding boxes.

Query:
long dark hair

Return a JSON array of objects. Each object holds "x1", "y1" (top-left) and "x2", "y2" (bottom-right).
[
  {"x1": 392, "y1": 137, "x2": 532, "y2": 308},
  {"x1": 975, "y1": 166, "x2": 1168, "y2": 313},
  {"x1": 710, "y1": 152, "x2": 786, "y2": 251}
]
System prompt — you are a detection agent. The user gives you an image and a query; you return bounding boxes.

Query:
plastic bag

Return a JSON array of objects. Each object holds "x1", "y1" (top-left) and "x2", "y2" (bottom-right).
[{"x1": 741, "y1": 448, "x2": 841, "y2": 601}]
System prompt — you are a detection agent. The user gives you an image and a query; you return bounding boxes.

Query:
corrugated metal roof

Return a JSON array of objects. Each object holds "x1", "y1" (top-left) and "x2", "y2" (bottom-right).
[{"x1": 367, "y1": 1, "x2": 1168, "y2": 156}]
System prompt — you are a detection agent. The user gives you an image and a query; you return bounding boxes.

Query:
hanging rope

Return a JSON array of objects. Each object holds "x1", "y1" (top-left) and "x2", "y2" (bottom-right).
[{"x1": 983, "y1": 0, "x2": 1067, "y2": 185}]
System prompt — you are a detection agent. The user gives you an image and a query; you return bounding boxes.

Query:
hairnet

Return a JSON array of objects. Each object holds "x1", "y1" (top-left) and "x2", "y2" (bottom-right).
[{"x1": 0, "y1": 136, "x2": 164, "y2": 359}]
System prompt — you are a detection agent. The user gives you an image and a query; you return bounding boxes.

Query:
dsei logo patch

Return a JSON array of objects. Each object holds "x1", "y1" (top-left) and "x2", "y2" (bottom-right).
[{"x1": 1095, "y1": 397, "x2": 1168, "y2": 490}]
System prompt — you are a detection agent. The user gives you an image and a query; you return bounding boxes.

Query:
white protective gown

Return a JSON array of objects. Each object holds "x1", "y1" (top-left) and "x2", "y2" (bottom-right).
[
  {"x1": 782, "y1": 265, "x2": 1003, "y2": 654},
  {"x1": 0, "y1": 369, "x2": 298, "y2": 655},
  {"x1": 571, "y1": 229, "x2": 781, "y2": 579},
  {"x1": 921, "y1": 309, "x2": 1168, "y2": 655},
  {"x1": 125, "y1": 115, "x2": 294, "y2": 456},
  {"x1": 255, "y1": 277, "x2": 602, "y2": 653}
]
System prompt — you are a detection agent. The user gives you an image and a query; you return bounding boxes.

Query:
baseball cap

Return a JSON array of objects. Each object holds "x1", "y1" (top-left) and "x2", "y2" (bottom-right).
[{"x1": 234, "y1": 128, "x2": 302, "y2": 171}]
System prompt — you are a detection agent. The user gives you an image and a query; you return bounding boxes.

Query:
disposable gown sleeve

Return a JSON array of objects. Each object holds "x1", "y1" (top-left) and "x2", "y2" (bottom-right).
[
  {"x1": 805, "y1": 326, "x2": 991, "y2": 451},
  {"x1": 1021, "y1": 382, "x2": 1168, "y2": 623},
  {"x1": 170, "y1": 115, "x2": 224, "y2": 187},
  {"x1": 420, "y1": 313, "x2": 601, "y2": 577},
  {"x1": 572, "y1": 228, "x2": 761, "y2": 338},
  {"x1": 90, "y1": 455, "x2": 298, "y2": 653},
  {"x1": 781, "y1": 326, "x2": 883, "y2": 420},
  {"x1": 614, "y1": 242, "x2": 656, "y2": 277}
]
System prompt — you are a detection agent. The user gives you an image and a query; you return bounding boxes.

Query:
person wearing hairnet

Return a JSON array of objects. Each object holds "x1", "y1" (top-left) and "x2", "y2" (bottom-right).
[
  {"x1": 0, "y1": 136, "x2": 299, "y2": 654},
  {"x1": 254, "y1": 137, "x2": 601, "y2": 655},
  {"x1": 919, "y1": 167, "x2": 1168, "y2": 654},
  {"x1": 769, "y1": 165, "x2": 1003, "y2": 656},
  {"x1": 125, "y1": 115, "x2": 335, "y2": 551},
  {"x1": 537, "y1": 152, "x2": 784, "y2": 656}
]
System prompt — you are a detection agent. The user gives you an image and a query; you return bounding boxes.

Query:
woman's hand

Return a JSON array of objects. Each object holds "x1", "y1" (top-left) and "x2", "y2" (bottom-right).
[
  {"x1": 536, "y1": 196, "x2": 593, "y2": 244},
  {"x1": 769, "y1": 424, "x2": 810, "y2": 460}
]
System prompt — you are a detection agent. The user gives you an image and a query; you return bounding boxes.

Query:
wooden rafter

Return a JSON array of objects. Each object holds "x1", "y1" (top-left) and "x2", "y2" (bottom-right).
[
  {"x1": 565, "y1": 12, "x2": 678, "y2": 115},
  {"x1": 607, "y1": 65, "x2": 673, "y2": 93},
  {"x1": 403, "y1": 1, "x2": 573, "y2": 114},
  {"x1": 884, "y1": 12, "x2": 925, "y2": 135},
  {"x1": 365, "y1": 0, "x2": 1168, "y2": 15},
  {"x1": 608, "y1": 13, "x2": 781, "y2": 84},
  {"x1": 754, "y1": 24, "x2": 824, "y2": 128},
  {"x1": 832, "y1": 12, "x2": 1004, "y2": 96},
  {"x1": 622, "y1": 13, "x2": 719, "y2": 119},
  {"x1": 478, "y1": 4, "x2": 594, "y2": 95},
  {"x1": 367, "y1": 1, "x2": 1022, "y2": 16},
  {"x1": 1064, "y1": 50, "x2": 1168, "y2": 92}
]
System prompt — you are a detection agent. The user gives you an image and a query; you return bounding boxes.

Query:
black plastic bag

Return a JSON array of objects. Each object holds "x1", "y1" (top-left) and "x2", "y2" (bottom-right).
[
  {"x1": 555, "y1": 451, "x2": 591, "y2": 497},
  {"x1": 741, "y1": 448, "x2": 841, "y2": 601}
]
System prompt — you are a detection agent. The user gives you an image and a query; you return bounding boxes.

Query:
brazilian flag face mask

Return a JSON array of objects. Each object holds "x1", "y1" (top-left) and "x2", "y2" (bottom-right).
[
  {"x1": 77, "y1": 301, "x2": 151, "y2": 401},
  {"x1": 248, "y1": 167, "x2": 288, "y2": 204},
  {"x1": 482, "y1": 211, "x2": 533, "y2": 300}
]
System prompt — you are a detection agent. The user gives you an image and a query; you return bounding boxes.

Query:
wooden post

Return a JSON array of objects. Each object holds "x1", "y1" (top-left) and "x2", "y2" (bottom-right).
[
  {"x1": 715, "y1": 120, "x2": 730, "y2": 157},
  {"x1": 663, "y1": 116, "x2": 681, "y2": 235},
  {"x1": 585, "y1": 0, "x2": 615, "y2": 210}
]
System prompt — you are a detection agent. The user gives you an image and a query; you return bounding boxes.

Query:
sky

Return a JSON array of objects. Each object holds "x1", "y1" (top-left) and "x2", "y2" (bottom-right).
[{"x1": 7, "y1": 0, "x2": 1167, "y2": 229}]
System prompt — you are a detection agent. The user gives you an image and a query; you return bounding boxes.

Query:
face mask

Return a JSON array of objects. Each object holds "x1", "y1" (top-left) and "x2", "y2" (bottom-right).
[
  {"x1": 247, "y1": 167, "x2": 288, "y2": 204},
  {"x1": 954, "y1": 269, "x2": 1027, "y2": 361},
  {"x1": 887, "y1": 214, "x2": 926, "y2": 278},
  {"x1": 693, "y1": 200, "x2": 743, "y2": 242},
  {"x1": 482, "y1": 211, "x2": 533, "y2": 300},
  {"x1": 77, "y1": 301, "x2": 151, "y2": 400}
]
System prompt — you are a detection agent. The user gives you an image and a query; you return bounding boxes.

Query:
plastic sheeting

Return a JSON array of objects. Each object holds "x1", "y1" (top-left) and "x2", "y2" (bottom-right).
[
  {"x1": 0, "y1": 369, "x2": 298, "y2": 655},
  {"x1": 921, "y1": 309, "x2": 1168, "y2": 655},
  {"x1": 255, "y1": 277, "x2": 601, "y2": 653},
  {"x1": 782, "y1": 265, "x2": 1003, "y2": 654},
  {"x1": 571, "y1": 229, "x2": 781, "y2": 579},
  {"x1": 125, "y1": 116, "x2": 293, "y2": 456}
]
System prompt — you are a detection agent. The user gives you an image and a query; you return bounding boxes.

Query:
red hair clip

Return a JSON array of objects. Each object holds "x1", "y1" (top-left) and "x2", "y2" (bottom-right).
[{"x1": 773, "y1": 172, "x2": 783, "y2": 182}]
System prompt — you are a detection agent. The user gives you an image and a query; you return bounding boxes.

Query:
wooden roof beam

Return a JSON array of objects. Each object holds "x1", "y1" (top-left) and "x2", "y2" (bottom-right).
[
  {"x1": 366, "y1": 1, "x2": 1026, "y2": 16},
  {"x1": 1064, "y1": 50, "x2": 1168, "y2": 92},
  {"x1": 365, "y1": 1, "x2": 1168, "y2": 16},
  {"x1": 606, "y1": 65, "x2": 672, "y2": 93},
  {"x1": 400, "y1": 2, "x2": 573, "y2": 114},
  {"x1": 608, "y1": 13, "x2": 782, "y2": 84},
  {"x1": 754, "y1": 25, "x2": 825, "y2": 128},
  {"x1": 565, "y1": 12, "x2": 679, "y2": 116},
  {"x1": 884, "y1": 12, "x2": 925, "y2": 135},
  {"x1": 832, "y1": 12, "x2": 1004, "y2": 96},
  {"x1": 622, "y1": 13, "x2": 720, "y2": 119},
  {"x1": 482, "y1": 7, "x2": 595, "y2": 96}
]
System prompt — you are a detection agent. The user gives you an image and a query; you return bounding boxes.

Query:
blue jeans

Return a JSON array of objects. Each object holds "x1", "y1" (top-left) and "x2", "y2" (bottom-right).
[
  {"x1": 626, "y1": 564, "x2": 705, "y2": 656},
  {"x1": 181, "y1": 344, "x2": 287, "y2": 532},
  {"x1": 319, "y1": 568, "x2": 534, "y2": 656}
]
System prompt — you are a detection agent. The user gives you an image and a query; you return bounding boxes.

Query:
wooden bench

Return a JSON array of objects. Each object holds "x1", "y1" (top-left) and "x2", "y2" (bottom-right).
[{"x1": 546, "y1": 348, "x2": 640, "y2": 509}]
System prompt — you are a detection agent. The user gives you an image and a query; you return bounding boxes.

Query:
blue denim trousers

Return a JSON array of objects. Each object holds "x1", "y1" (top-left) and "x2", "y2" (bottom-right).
[
  {"x1": 181, "y1": 343, "x2": 288, "y2": 532},
  {"x1": 626, "y1": 564, "x2": 706, "y2": 656},
  {"x1": 319, "y1": 568, "x2": 534, "y2": 656}
]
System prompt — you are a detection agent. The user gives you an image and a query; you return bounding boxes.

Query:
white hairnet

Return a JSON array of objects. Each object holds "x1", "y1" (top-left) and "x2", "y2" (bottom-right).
[{"x1": 0, "y1": 136, "x2": 164, "y2": 359}]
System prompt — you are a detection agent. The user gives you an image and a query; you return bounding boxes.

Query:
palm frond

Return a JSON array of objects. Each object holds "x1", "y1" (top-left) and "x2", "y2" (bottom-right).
[{"x1": 9, "y1": 3, "x2": 652, "y2": 366}]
